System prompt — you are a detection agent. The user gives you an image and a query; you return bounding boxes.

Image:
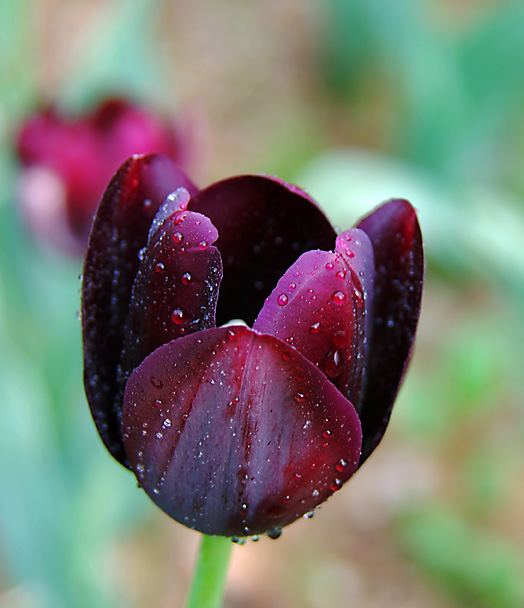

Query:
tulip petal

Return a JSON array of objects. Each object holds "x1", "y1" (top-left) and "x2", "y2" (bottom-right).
[
  {"x1": 357, "y1": 199, "x2": 424, "y2": 462},
  {"x1": 122, "y1": 326, "x2": 362, "y2": 537},
  {"x1": 119, "y1": 189, "x2": 222, "y2": 390},
  {"x1": 253, "y1": 230, "x2": 374, "y2": 409},
  {"x1": 82, "y1": 153, "x2": 198, "y2": 465},
  {"x1": 188, "y1": 176, "x2": 337, "y2": 325}
]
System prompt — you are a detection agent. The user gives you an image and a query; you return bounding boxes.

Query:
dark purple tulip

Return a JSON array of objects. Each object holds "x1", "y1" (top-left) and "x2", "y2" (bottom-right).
[
  {"x1": 82, "y1": 153, "x2": 424, "y2": 537},
  {"x1": 16, "y1": 98, "x2": 183, "y2": 254}
]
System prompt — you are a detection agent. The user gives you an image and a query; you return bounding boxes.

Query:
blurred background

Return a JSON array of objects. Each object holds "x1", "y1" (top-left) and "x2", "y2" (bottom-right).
[{"x1": 1, "y1": 0, "x2": 524, "y2": 607}]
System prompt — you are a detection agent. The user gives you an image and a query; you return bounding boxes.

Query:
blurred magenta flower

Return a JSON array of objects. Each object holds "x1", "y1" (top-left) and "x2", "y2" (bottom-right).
[
  {"x1": 82, "y1": 153, "x2": 424, "y2": 538},
  {"x1": 16, "y1": 98, "x2": 182, "y2": 254}
]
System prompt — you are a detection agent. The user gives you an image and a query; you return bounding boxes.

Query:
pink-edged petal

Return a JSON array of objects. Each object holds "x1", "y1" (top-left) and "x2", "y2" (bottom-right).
[
  {"x1": 118, "y1": 188, "x2": 222, "y2": 389},
  {"x1": 357, "y1": 199, "x2": 424, "y2": 462},
  {"x1": 253, "y1": 229, "x2": 374, "y2": 409},
  {"x1": 122, "y1": 326, "x2": 362, "y2": 537},
  {"x1": 82, "y1": 153, "x2": 198, "y2": 466},
  {"x1": 188, "y1": 176, "x2": 337, "y2": 325}
]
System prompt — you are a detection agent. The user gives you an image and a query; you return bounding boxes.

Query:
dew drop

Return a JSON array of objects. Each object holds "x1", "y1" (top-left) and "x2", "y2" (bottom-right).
[
  {"x1": 309, "y1": 322, "x2": 320, "y2": 334},
  {"x1": 323, "y1": 430, "x2": 332, "y2": 438},
  {"x1": 312, "y1": 489, "x2": 320, "y2": 497},
  {"x1": 199, "y1": 240, "x2": 208, "y2": 250},
  {"x1": 336, "y1": 269, "x2": 346, "y2": 280},
  {"x1": 289, "y1": 282, "x2": 297, "y2": 290},
  {"x1": 324, "y1": 349, "x2": 342, "y2": 378},
  {"x1": 174, "y1": 211, "x2": 187, "y2": 225},
  {"x1": 138, "y1": 247, "x2": 146, "y2": 261},
  {"x1": 336, "y1": 458, "x2": 348, "y2": 472},
  {"x1": 155, "y1": 262, "x2": 165, "y2": 273},
  {"x1": 181, "y1": 272, "x2": 192, "y2": 285},
  {"x1": 173, "y1": 231, "x2": 183, "y2": 243},
  {"x1": 304, "y1": 510, "x2": 315, "y2": 519},
  {"x1": 150, "y1": 377, "x2": 164, "y2": 389},
  {"x1": 171, "y1": 308, "x2": 184, "y2": 325},
  {"x1": 277, "y1": 293, "x2": 289, "y2": 306},
  {"x1": 153, "y1": 487, "x2": 160, "y2": 495},
  {"x1": 267, "y1": 527, "x2": 282, "y2": 540},
  {"x1": 332, "y1": 291, "x2": 345, "y2": 305},
  {"x1": 329, "y1": 478, "x2": 342, "y2": 492},
  {"x1": 294, "y1": 392, "x2": 306, "y2": 403},
  {"x1": 325, "y1": 262, "x2": 334, "y2": 270},
  {"x1": 163, "y1": 418, "x2": 172, "y2": 428}
]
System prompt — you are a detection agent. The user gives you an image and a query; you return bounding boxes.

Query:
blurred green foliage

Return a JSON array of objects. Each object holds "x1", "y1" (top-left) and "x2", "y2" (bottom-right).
[{"x1": 1, "y1": 0, "x2": 524, "y2": 607}]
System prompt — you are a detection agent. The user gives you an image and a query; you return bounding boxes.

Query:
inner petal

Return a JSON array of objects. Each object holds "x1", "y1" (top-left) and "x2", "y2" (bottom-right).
[
  {"x1": 253, "y1": 229, "x2": 374, "y2": 409},
  {"x1": 188, "y1": 175, "x2": 337, "y2": 326},
  {"x1": 119, "y1": 190, "x2": 223, "y2": 395}
]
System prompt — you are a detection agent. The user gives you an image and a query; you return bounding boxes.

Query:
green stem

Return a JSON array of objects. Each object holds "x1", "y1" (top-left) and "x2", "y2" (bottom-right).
[{"x1": 184, "y1": 534, "x2": 233, "y2": 608}]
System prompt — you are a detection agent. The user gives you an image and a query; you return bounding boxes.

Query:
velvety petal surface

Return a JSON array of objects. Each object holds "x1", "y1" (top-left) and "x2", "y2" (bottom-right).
[
  {"x1": 122, "y1": 326, "x2": 362, "y2": 537},
  {"x1": 188, "y1": 176, "x2": 337, "y2": 325},
  {"x1": 118, "y1": 188, "x2": 222, "y2": 399},
  {"x1": 253, "y1": 228, "x2": 374, "y2": 409},
  {"x1": 357, "y1": 199, "x2": 424, "y2": 462},
  {"x1": 82, "y1": 153, "x2": 198, "y2": 465}
]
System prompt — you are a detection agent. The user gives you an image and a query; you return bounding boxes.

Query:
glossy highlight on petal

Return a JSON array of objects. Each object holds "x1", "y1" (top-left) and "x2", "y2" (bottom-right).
[
  {"x1": 122, "y1": 326, "x2": 362, "y2": 537},
  {"x1": 189, "y1": 176, "x2": 337, "y2": 325},
  {"x1": 357, "y1": 199, "x2": 424, "y2": 462},
  {"x1": 82, "y1": 154, "x2": 198, "y2": 465}
]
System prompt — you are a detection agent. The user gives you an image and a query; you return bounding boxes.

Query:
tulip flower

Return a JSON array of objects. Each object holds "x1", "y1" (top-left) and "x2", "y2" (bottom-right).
[
  {"x1": 16, "y1": 98, "x2": 182, "y2": 254},
  {"x1": 82, "y1": 153, "x2": 424, "y2": 539}
]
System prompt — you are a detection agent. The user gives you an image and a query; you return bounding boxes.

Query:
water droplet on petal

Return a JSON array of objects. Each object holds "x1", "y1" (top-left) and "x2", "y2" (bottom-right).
[
  {"x1": 181, "y1": 272, "x2": 192, "y2": 284},
  {"x1": 332, "y1": 291, "x2": 345, "y2": 305},
  {"x1": 324, "y1": 349, "x2": 342, "y2": 377},
  {"x1": 171, "y1": 308, "x2": 184, "y2": 325},
  {"x1": 267, "y1": 527, "x2": 282, "y2": 540},
  {"x1": 329, "y1": 478, "x2": 342, "y2": 492},
  {"x1": 277, "y1": 293, "x2": 289, "y2": 306},
  {"x1": 199, "y1": 240, "x2": 208, "y2": 250},
  {"x1": 173, "y1": 231, "x2": 183, "y2": 243},
  {"x1": 155, "y1": 262, "x2": 165, "y2": 273},
  {"x1": 336, "y1": 269, "x2": 346, "y2": 280},
  {"x1": 289, "y1": 282, "x2": 297, "y2": 290},
  {"x1": 336, "y1": 458, "x2": 348, "y2": 472},
  {"x1": 150, "y1": 377, "x2": 164, "y2": 389},
  {"x1": 294, "y1": 392, "x2": 306, "y2": 403},
  {"x1": 325, "y1": 262, "x2": 334, "y2": 270},
  {"x1": 309, "y1": 322, "x2": 320, "y2": 334}
]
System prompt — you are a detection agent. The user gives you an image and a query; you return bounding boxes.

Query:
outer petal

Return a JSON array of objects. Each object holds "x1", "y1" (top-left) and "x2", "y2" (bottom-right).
[
  {"x1": 357, "y1": 199, "x2": 424, "y2": 462},
  {"x1": 122, "y1": 326, "x2": 362, "y2": 537},
  {"x1": 188, "y1": 176, "x2": 337, "y2": 325},
  {"x1": 253, "y1": 228, "x2": 374, "y2": 409},
  {"x1": 82, "y1": 153, "x2": 197, "y2": 465}
]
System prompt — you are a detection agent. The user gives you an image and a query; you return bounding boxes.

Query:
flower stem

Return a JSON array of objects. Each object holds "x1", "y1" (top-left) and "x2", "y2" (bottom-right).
[{"x1": 184, "y1": 534, "x2": 233, "y2": 608}]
